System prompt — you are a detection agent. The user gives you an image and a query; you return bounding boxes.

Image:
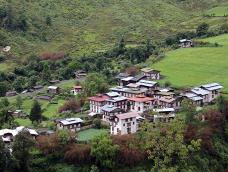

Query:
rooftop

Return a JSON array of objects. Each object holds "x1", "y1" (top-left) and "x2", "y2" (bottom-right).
[
  {"x1": 110, "y1": 86, "x2": 147, "y2": 94},
  {"x1": 191, "y1": 87, "x2": 209, "y2": 96},
  {"x1": 101, "y1": 104, "x2": 124, "y2": 113},
  {"x1": 105, "y1": 92, "x2": 120, "y2": 97},
  {"x1": 115, "y1": 112, "x2": 139, "y2": 120},
  {"x1": 58, "y1": 118, "x2": 83, "y2": 125},
  {"x1": 128, "y1": 95, "x2": 154, "y2": 102},
  {"x1": 136, "y1": 80, "x2": 157, "y2": 87},
  {"x1": 107, "y1": 96, "x2": 128, "y2": 102},
  {"x1": 48, "y1": 86, "x2": 59, "y2": 90},
  {"x1": 201, "y1": 83, "x2": 223, "y2": 91},
  {"x1": 159, "y1": 96, "x2": 176, "y2": 103},
  {"x1": 88, "y1": 94, "x2": 109, "y2": 102},
  {"x1": 153, "y1": 108, "x2": 175, "y2": 113},
  {"x1": 141, "y1": 67, "x2": 160, "y2": 73}
]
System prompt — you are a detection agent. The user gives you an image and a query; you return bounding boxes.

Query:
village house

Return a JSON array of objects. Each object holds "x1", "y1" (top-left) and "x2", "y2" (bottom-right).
[
  {"x1": 153, "y1": 108, "x2": 176, "y2": 122},
  {"x1": 200, "y1": 83, "x2": 223, "y2": 102},
  {"x1": 47, "y1": 86, "x2": 60, "y2": 94},
  {"x1": 74, "y1": 70, "x2": 87, "y2": 79},
  {"x1": 128, "y1": 95, "x2": 154, "y2": 114},
  {"x1": 33, "y1": 85, "x2": 44, "y2": 90},
  {"x1": 6, "y1": 91, "x2": 17, "y2": 97},
  {"x1": 110, "y1": 112, "x2": 139, "y2": 135},
  {"x1": 118, "y1": 74, "x2": 146, "y2": 86},
  {"x1": 110, "y1": 86, "x2": 148, "y2": 98},
  {"x1": 116, "y1": 73, "x2": 131, "y2": 85},
  {"x1": 154, "y1": 88, "x2": 175, "y2": 100},
  {"x1": 158, "y1": 96, "x2": 182, "y2": 110},
  {"x1": 141, "y1": 67, "x2": 161, "y2": 80},
  {"x1": 101, "y1": 104, "x2": 125, "y2": 123},
  {"x1": 181, "y1": 92, "x2": 203, "y2": 106},
  {"x1": 106, "y1": 96, "x2": 128, "y2": 111},
  {"x1": 88, "y1": 94, "x2": 109, "y2": 114},
  {"x1": 191, "y1": 87, "x2": 210, "y2": 103},
  {"x1": 49, "y1": 80, "x2": 60, "y2": 85},
  {"x1": 136, "y1": 80, "x2": 158, "y2": 95},
  {"x1": 0, "y1": 126, "x2": 38, "y2": 146},
  {"x1": 71, "y1": 85, "x2": 82, "y2": 95},
  {"x1": 56, "y1": 118, "x2": 83, "y2": 132},
  {"x1": 179, "y1": 39, "x2": 193, "y2": 48}
]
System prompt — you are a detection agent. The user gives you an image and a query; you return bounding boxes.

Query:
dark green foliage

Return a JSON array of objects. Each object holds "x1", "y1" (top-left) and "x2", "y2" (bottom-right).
[
  {"x1": 12, "y1": 130, "x2": 35, "y2": 172},
  {"x1": 0, "y1": 81, "x2": 8, "y2": 96},
  {"x1": 93, "y1": 118, "x2": 102, "y2": 129},
  {"x1": 196, "y1": 23, "x2": 210, "y2": 37},
  {"x1": 91, "y1": 134, "x2": 119, "y2": 169},
  {"x1": 30, "y1": 100, "x2": 42, "y2": 123}
]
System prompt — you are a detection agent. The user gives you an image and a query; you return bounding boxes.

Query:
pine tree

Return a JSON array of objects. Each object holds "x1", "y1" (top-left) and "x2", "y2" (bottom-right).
[{"x1": 30, "y1": 100, "x2": 42, "y2": 123}]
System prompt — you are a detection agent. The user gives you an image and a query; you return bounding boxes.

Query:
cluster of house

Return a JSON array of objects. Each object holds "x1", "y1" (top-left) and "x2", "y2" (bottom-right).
[
  {"x1": 86, "y1": 67, "x2": 223, "y2": 135},
  {"x1": 0, "y1": 126, "x2": 38, "y2": 147}
]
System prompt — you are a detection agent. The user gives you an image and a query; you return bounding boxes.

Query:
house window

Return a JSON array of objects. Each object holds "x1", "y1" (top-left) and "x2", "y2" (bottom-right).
[{"x1": 123, "y1": 123, "x2": 125, "y2": 126}]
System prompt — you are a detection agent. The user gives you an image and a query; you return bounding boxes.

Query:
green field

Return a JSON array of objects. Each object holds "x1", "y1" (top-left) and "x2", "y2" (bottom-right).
[
  {"x1": 153, "y1": 34, "x2": 228, "y2": 92},
  {"x1": 206, "y1": 5, "x2": 228, "y2": 16},
  {"x1": 78, "y1": 128, "x2": 109, "y2": 141}
]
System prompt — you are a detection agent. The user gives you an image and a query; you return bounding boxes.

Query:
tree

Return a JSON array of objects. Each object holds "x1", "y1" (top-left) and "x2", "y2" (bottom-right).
[
  {"x1": 181, "y1": 99, "x2": 197, "y2": 124},
  {"x1": 91, "y1": 134, "x2": 119, "y2": 169},
  {"x1": 12, "y1": 130, "x2": 35, "y2": 172},
  {"x1": 139, "y1": 120, "x2": 201, "y2": 171},
  {"x1": 196, "y1": 23, "x2": 209, "y2": 37},
  {"x1": 16, "y1": 95, "x2": 23, "y2": 109},
  {"x1": 82, "y1": 73, "x2": 109, "y2": 96},
  {"x1": 0, "y1": 82, "x2": 8, "y2": 97},
  {"x1": 0, "y1": 138, "x2": 8, "y2": 171},
  {"x1": 29, "y1": 100, "x2": 42, "y2": 123},
  {"x1": 46, "y1": 16, "x2": 52, "y2": 26},
  {"x1": 42, "y1": 63, "x2": 51, "y2": 82},
  {"x1": 93, "y1": 118, "x2": 101, "y2": 129}
]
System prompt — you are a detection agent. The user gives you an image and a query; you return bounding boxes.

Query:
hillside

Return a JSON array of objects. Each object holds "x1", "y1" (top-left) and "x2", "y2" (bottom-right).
[
  {"x1": 152, "y1": 34, "x2": 228, "y2": 93},
  {"x1": 0, "y1": 0, "x2": 227, "y2": 63}
]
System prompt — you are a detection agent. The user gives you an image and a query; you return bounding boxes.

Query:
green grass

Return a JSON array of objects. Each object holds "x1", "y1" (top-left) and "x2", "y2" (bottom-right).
[
  {"x1": 206, "y1": 5, "x2": 228, "y2": 16},
  {"x1": 152, "y1": 34, "x2": 228, "y2": 92},
  {"x1": 77, "y1": 128, "x2": 109, "y2": 141},
  {"x1": 56, "y1": 79, "x2": 76, "y2": 90},
  {"x1": 15, "y1": 118, "x2": 32, "y2": 127}
]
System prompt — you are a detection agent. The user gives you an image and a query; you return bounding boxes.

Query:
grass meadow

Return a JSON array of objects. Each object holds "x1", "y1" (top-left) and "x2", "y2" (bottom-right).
[{"x1": 153, "y1": 34, "x2": 228, "y2": 93}]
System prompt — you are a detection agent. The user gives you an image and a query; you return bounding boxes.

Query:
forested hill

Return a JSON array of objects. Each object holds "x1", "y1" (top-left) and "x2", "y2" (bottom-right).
[{"x1": 0, "y1": 0, "x2": 227, "y2": 58}]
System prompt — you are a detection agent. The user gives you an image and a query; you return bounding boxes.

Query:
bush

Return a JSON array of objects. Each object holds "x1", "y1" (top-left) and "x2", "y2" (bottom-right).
[
  {"x1": 64, "y1": 144, "x2": 91, "y2": 164},
  {"x1": 93, "y1": 118, "x2": 101, "y2": 129}
]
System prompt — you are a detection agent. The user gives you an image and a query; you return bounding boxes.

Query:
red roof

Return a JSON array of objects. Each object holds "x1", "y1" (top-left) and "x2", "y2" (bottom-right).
[
  {"x1": 88, "y1": 94, "x2": 109, "y2": 102},
  {"x1": 116, "y1": 112, "x2": 138, "y2": 120},
  {"x1": 128, "y1": 95, "x2": 154, "y2": 102}
]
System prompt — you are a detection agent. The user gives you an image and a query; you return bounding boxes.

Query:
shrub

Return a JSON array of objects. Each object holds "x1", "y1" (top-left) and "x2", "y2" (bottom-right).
[
  {"x1": 64, "y1": 144, "x2": 91, "y2": 164},
  {"x1": 93, "y1": 118, "x2": 101, "y2": 129}
]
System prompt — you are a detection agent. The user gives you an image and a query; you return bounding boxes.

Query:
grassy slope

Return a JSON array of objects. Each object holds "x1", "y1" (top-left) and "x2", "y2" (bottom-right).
[
  {"x1": 0, "y1": 0, "x2": 227, "y2": 67},
  {"x1": 152, "y1": 34, "x2": 228, "y2": 92}
]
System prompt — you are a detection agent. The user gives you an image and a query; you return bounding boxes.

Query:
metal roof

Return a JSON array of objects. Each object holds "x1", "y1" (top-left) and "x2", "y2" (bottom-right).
[{"x1": 191, "y1": 87, "x2": 209, "y2": 96}]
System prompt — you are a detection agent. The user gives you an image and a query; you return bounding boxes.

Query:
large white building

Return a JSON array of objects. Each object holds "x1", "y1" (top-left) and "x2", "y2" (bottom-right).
[
  {"x1": 128, "y1": 95, "x2": 154, "y2": 114},
  {"x1": 110, "y1": 112, "x2": 139, "y2": 135}
]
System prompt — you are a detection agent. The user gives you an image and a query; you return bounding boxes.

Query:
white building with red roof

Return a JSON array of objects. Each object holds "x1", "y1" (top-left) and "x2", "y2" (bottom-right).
[
  {"x1": 88, "y1": 94, "x2": 109, "y2": 114},
  {"x1": 128, "y1": 95, "x2": 154, "y2": 114},
  {"x1": 110, "y1": 112, "x2": 139, "y2": 135},
  {"x1": 71, "y1": 85, "x2": 82, "y2": 95}
]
